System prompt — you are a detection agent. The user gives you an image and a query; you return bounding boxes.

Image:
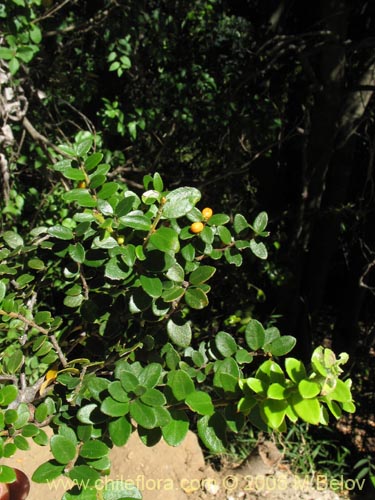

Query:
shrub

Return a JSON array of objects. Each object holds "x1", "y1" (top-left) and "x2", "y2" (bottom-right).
[{"x1": 0, "y1": 133, "x2": 355, "y2": 499}]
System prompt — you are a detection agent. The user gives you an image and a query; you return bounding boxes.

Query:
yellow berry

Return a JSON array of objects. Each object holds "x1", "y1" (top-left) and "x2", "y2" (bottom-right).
[
  {"x1": 78, "y1": 181, "x2": 87, "y2": 189},
  {"x1": 202, "y1": 207, "x2": 213, "y2": 220},
  {"x1": 190, "y1": 221, "x2": 204, "y2": 234},
  {"x1": 117, "y1": 236, "x2": 125, "y2": 245}
]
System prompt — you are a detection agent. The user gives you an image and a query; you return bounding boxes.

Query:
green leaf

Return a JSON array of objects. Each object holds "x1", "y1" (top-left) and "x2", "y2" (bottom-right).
[
  {"x1": 290, "y1": 394, "x2": 321, "y2": 425},
  {"x1": 285, "y1": 358, "x2": 306, "y2": 383},
  {"x1": 0, "y1": 281, "x2": 6, "y2": 301},
  {"x1": 68, "y1": 465, "x2": 100, "y2": 487},
  {"x1": 185, "y1": 392, "x2": 214, "y2": 416},
  {"x1": 80, "y1": 440, "x2": 109, "y2": 459},
  {"x1": 153, "y1": 172, "x2": 164, "y2": 192},
  {"x1": 149, "y1": 227, "x2": 180, "y2": 253},
  {"x1": 50, "y1": 435, "x2": 77, "y2": 465},
  {"x1": 328, "y1": 379, "x2": 352, "y2": 403},
  {"x1": 103, "y1": 480, "x2": 142, "y2": 500},
  {"x1": 6, "y1": 349, "x2": 23, "y2": 374},
  {"x1": 61, "y1": 167, "x2": 86, "y2": 180},
  {"x1": 77, "y1": 404, "x2": 98, "y2": 424},
  {"x1": 197, "y1": 414, "x2": 227, "y2": 453},
  {"x1": 215, "y1": 331, "x2": 238, "y2": 357},
  {"x1": 76, "y1": 138, "x2": 93, "y2": 157},
  {"x1": 108, "y1": 381, "x2": 129, "y2": 403},
  {"x1": 268, "y1": 336, "x2": 296, "y2": 356},
  {"x1": 167, "y1": 319, "x2": 192, "y2": 347},
  {"x1": 166, "y1": 263, "x2": 185, "y2": 282},
  {"x1": 32, "y1": 461, "x2": 65, "y2": 483},
  {"x1": 253, "y1": 212, "x2": 268, "y2": 233},
  {"x1": 85, "y1": 153, "x2": 104, "y2": 171},
  {"x1": 0, "y1": 464, "x2": 16, "y2": 483},
  {"x1": 245, "y1": 319, "x2": 265, "y2": 350},
  {"x1": 98, "y1": 182, "x2": 120, "y2": 199},
  {"x1": 217, "y1": 225, "x2": 232, "y2": 245},
  {"x1": 234, "y1": 214, "x2": 249, "y2": 234},
  {"x1": 48, "y1": 225, "x2": 74, "y2": 240},
  {"x1": 138, "y1": 364, "x2": 162, "y2": 388},
  {"x1": 167, "y1": 370, "x2": 195, "y2": 400},
  {"x1": 100, "y1": 397, "x2": 129, "y2": 417},
  {"x1": 140, "y1": 388, "x2": 166, "y2": 407},
  {"x1": 0, "y1": 47, "x2": 14, "y2": 60},
  {"x1": 0, "y1": 385, "x2": 18, "y2": 406},
  {"x1": 105, "y1": 257, "x2": 130, "y2": 280},
  {"x1": 207, "y1": 214, "x2": 230, "y2": 226},
  {"x1": 267, "y1": 383, "x2": 287, "y2": 400},
  {"x1": 109, "y1": 416, "x2": 132, "y2": 447},
  {"x1": 189, "y1": 265, "x2": 216, "y2": 285},
  {"x1": 119, "y1": 211, "x2": 151, "y2": 231},
  {"x1": 63, "y1": 189, "x2": 97, "y2": 207},
  {"x1": 68, "y1": 243, "x2": 86, "y2": 263},
  {"x1": 9, "y1": 57, "x2": 20, "y2": 75},
  {"x1": 298, "y1": 379, "x2": 321, "y2": 398},
  {"x1": 224, "y1": 247, "x2": 243, "y2": 266},
  {"x1": 3, "y1": 230, "x2": 24, "y2": 249},
  {"x1": 163, "y1": 187, "x2": 201, "y2": 218},
  {"x1": 249, "y1": 239, "x2": 268, "y2": 259},
  {"x1": 129, "y1": 400, "x2": 157, "y2": 429},
  {"x1": 185, "y1": 287, "x2": 208, "y2": 309},
  {"x1": 161, "y1": 410, "x2": 189, "y2": 446},
  {"x1": 260, "y1": 399, "x2": 287, "y2": 429},
  {"x1": 140, "y1": 275, "x2": 163, "y2": 298}
]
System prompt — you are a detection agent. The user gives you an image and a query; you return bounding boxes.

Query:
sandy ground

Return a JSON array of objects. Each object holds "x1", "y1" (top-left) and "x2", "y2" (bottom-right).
[{"x1": 1, "y1": 428, "x2": 348, "y2": 500}]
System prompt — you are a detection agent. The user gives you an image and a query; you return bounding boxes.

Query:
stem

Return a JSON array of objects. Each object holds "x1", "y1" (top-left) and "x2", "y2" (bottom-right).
[{"x1": 142, "y1": 197, "x2": 166, "y2": 249}]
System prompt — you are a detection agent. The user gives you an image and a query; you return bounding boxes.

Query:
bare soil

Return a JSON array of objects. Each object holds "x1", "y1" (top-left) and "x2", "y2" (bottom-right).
[{"x1": 2, "y1": 428, "x2": 347, "y2": 500}]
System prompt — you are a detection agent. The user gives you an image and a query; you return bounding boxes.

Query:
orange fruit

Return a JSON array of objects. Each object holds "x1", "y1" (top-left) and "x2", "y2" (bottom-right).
[
  {"x1": 202, "y1": 207, "x2": 213, "y2": 220},
  {"x1": 78, "y1": 180, "x2": 87, "y2": 189},
  {"x1": 190, "y1": 221, "x2": 204, "y2": 233}
]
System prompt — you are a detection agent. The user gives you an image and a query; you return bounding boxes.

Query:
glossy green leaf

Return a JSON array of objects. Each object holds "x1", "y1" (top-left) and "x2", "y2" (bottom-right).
[
  {"x1": 185, "y1": 391, "x2": 214, "y2": 416},
  {"x1": 32, "y1": 461, "x2": 65, "y2": 483},
  {"x1": 101, "y1": 397, "x2": 129, "y2": 417},
  {"x1": 140, "y1": 388, "x2": 166, "y2": 407},
  {"x1": 217, "y1": 225, "x2": 232, "y2": 245},
  {"x1": 167, "y1": 370, "x2": 195, "y2": 400},
  {"x1": 5, "y1": 349, "x2": 23, "y2": 374},
  {"x1": 109, "y1": 416, "x2": 132, "y2": 447},
  {"x1": 85, "y1": 152, "x2": 104, "y2": 171},
  {"x1": 215, "y1": 331, "x2": 238, "y2": 357},
  {"x1": 285, "y1": 358, "x2": 306, "y2": 383},
  {"x1": 260, "y1": 399, "x2": 287, "y2": 429},
  {"x1": 48, "y1": 225, "x2": 74, "y2": 240},
  {"x1": 161, "y1": 410, "x2": 189, "y2": 446},
  {"x1": 68, "y1": 465, "x2": 100, "y2": 487},
  {"x1": 80, "y1": 440, "x2": 109, "y2": 459},
  {"x1": 291, "y1": 394, "x2": 321, "y2": 425},
  {"x1": 129, "y1": 400, "x2": 157, "y2": 429},
  {"x1": 68, "y1": 243, "x2": 85, "y2": 263},
  {"x1": 63, "y1": 189, "x2": 97, "y2": 207},
  {"x1": 0, "y1": 464, "x2": 16, "y2": 483},
  {"x1": 50, "y1": 435, "x2": 77, "y2": 464},
  {"x1": 207, "y1": 214, "x2": 230, "y2": 226},
  {"x1": 163, "y1": 187, "x2": 201, "y2": 218},
  {"x1": 119, "y1": 211, "x2": 151, "y2": 231},
  {"x1": 328, "y1": 379, "x2": 352, "y2": 403},
  {"x1": 149, "y1": 227, "x2": 180, "y2": 253},
  {"x1": 103, "y1": 480, "x2": 142, "y2": 500},
  {"x1": 77, "y1": 404, "x2": 98, "y2": 424},
  {"x1": 167, "y1": 319, "x2": 192, "y2": 347},
  {"x1": 105, "y1": 257, "x2": 130, "y2": 280},
  {"x1": 138, "y1": 364, "x2": 162, "y2": 388},
  {"x1": 267, "y1": 382, "x2": 287, "y2": 400},
  {"x1": 0, "y1": 385, "x2": 18, "y2": 406},
  {"x1": 76, "y1": 138, "x2": 93, "y2": 157},
  {"x1": 197, "y1": 414, "x2": 227, "y2": 453},
  {"x1": 249, "y1": 239, "x2": 268, "y2": 259},
  {"x1": 245, "y1": 319, "x2": 265, "y2": 350},
  {"x1": 189, "y1": 265, "x2": 216, "y2": 285},
  {"x1": 185, "y1": 287, "x2": 208, "y2": 309},
  {"x1": 3, "y1": 231, "x2": 24, "y2": 248},
  {"x1": 61, "y1": 167, "x2": 86, "y2": 180},
  {"x1": 140, "y1": 275, "x2": 163, "y2": 298},
  {"x1": 253, "y1": 211, "x2": 268, "y2": 233},
  {"x1": 166, "y1": 263, "x2": 185, "y2": 282},
  {"x1": 233, "y1": 213, "x2": 249, "y2": 234},
  {"x1": 298, "y1": 379, "x2": 321, "y2": 398},
  {"x1": 268, "y1": 336, "x2": 296, "y2": 356}
]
